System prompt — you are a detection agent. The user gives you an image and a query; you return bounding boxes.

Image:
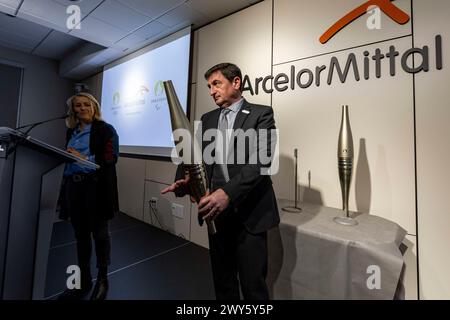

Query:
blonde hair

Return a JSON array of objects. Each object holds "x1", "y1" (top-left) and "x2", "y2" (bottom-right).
[{"x1": 66, "y1": 92, "x2": 102, "y2": 128}]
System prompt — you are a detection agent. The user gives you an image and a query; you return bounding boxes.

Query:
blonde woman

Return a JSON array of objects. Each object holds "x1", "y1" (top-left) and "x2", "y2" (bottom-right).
[{"x1": 59, "y1": 92, "x2": 119, "y2": 300}]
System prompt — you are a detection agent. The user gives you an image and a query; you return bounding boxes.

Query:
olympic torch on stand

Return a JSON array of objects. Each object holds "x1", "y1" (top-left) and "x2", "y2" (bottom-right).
[
  {"x1": 333, "y1": 105, "x2": 358, "y2": 226},
  {"x1": 163, "y1": 80, "x2": 216, "y2": 234}
]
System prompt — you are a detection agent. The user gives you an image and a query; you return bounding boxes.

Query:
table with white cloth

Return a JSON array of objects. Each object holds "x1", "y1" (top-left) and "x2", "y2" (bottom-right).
[{"x1": 267, "y1": 199, "x2": 407, "y2": 300}]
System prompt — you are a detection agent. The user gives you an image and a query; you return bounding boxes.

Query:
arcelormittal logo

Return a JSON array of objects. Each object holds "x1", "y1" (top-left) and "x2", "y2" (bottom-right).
[{"x1": 320, "y1": 0, "x2": 410, "y2": 44}]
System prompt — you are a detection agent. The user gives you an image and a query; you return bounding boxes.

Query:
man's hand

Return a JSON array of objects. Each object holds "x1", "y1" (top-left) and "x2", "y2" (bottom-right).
[
  {"x1": 198, "y1": 188, "x2": 230, "y2": 220},
  {"x1": 161, "y1": 178, "x2": 195, "y2": 202}
]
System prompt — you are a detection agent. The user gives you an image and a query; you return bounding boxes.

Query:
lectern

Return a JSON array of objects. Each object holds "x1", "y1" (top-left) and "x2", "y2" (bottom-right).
[{"x1": 0, "y1": 127, "x2": 98, "y2": 300}]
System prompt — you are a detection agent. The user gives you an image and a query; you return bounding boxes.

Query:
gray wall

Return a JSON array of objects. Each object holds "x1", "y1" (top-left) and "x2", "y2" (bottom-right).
[
  {"x1": 0, "y1": 45, "x2": 74, "y2": 148},
  {"x1": 81, "y1": 0, "x2": 450, "y2": 299}
]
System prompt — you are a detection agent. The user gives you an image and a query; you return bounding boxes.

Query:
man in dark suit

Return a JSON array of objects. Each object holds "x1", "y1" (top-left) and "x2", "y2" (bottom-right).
[{"x1": 162, "y1": 63, "x2": 279, "y2": 300}]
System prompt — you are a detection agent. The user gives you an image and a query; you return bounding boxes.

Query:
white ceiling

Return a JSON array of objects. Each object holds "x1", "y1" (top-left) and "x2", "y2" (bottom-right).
[{"x1": 0, "y1": 0, "x2": 261, "y2": 79}]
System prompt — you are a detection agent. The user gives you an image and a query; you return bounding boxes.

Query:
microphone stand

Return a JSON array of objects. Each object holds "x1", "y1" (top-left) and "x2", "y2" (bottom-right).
[
  {"x1": 6, "y1": 114, "x2": 68, "y2": 157},
  {"x1": 282, "y1": 148, "x2": 302, "y2": 213},
  {"x1": 16, "y1": 114, "x2": 68, "y2": 136}
]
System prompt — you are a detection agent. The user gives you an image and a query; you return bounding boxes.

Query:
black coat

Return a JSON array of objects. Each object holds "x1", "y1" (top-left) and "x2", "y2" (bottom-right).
[
  {"x1": 60, "y1": 120, "x2": 119, "y2": 220},
  {"x1": 176, "y1": 100, "x2": 280, "y2": 234}
]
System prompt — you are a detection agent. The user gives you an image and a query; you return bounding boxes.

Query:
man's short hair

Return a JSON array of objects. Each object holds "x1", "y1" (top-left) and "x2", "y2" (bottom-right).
[{"x1": 204, "y1": 63, "x2": 243, "y2": 92}]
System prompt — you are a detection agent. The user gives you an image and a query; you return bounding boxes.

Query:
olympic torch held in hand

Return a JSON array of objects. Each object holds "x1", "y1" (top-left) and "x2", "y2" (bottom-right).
[{"x1": 163, "y1": 80, "x2": 217, "y2": 234}]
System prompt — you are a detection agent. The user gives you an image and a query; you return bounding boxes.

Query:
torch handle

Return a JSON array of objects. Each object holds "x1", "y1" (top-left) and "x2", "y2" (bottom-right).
[
  {"x1": 206, "y1": 219, "x2": 217, "y2": 234},
  {"x1": 185, "y1": 164, "x2": 217, "y2": 235}
]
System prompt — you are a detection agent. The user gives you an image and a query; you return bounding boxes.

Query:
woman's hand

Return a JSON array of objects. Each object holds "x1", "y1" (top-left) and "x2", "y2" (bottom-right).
[{"x1": 67, "y1": 147, "x2": 87, "y2": 160}]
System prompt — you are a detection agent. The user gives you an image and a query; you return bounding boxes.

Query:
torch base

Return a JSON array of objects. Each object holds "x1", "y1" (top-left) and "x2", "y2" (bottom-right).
[
  {"x1": 282, "y1": 206, "x2": 302, "y2": 213},
  {"x1": 333, "y1": 216, "x2": 358, "y2": 226},
  {"x1": 206, "y1": 219, "x2": 217, "y2": 235}
]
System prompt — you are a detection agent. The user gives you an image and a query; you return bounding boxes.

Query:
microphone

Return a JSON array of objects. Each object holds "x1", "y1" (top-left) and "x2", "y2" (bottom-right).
[{"x1": 16, "y1": 114, "x2": 69, "y2": 136}]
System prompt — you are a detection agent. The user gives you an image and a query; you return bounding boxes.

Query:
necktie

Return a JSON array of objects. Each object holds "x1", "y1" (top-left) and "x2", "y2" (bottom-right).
[{"x1": 212, "y1": 108, "x2": 231, "y2": 189}]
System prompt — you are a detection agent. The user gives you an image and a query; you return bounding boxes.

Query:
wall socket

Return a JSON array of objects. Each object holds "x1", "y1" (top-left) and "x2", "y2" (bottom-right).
[
  {"x1": 149, "y1": 197, "x2": 158, "y2": 209},
  {"x1": 171, "y1": 203, "x2": 184, "y2": 219}
]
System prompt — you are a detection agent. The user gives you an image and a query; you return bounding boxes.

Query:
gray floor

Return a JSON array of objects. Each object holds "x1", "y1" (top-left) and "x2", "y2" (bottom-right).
[{"x1": 45, "y1": 213, "x2": 215, "y2": 300}]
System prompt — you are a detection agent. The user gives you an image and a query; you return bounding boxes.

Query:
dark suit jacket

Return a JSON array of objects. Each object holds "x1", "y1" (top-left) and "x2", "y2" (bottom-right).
[
  {"x1": 60, "y1": 120, "x2": 119, "y2": 220},
  {"x1": 176, "y1": 99, "x2": 279, "y2": 234}
]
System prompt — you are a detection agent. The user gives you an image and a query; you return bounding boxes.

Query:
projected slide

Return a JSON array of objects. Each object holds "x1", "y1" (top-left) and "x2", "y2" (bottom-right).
[{"x1": 101, "y1": 28, "x2": 190, "y2": 157}]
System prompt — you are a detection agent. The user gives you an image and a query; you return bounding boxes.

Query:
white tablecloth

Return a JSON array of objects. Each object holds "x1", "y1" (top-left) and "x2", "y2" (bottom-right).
[{"x1": 267, "y1": 199, "x2": 407, "y2": 300}]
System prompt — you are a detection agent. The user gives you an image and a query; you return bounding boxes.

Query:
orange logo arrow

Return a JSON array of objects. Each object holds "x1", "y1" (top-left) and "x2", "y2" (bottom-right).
[{"x1": 320, "y1": 0, "x2": 410, "y2": 44}]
